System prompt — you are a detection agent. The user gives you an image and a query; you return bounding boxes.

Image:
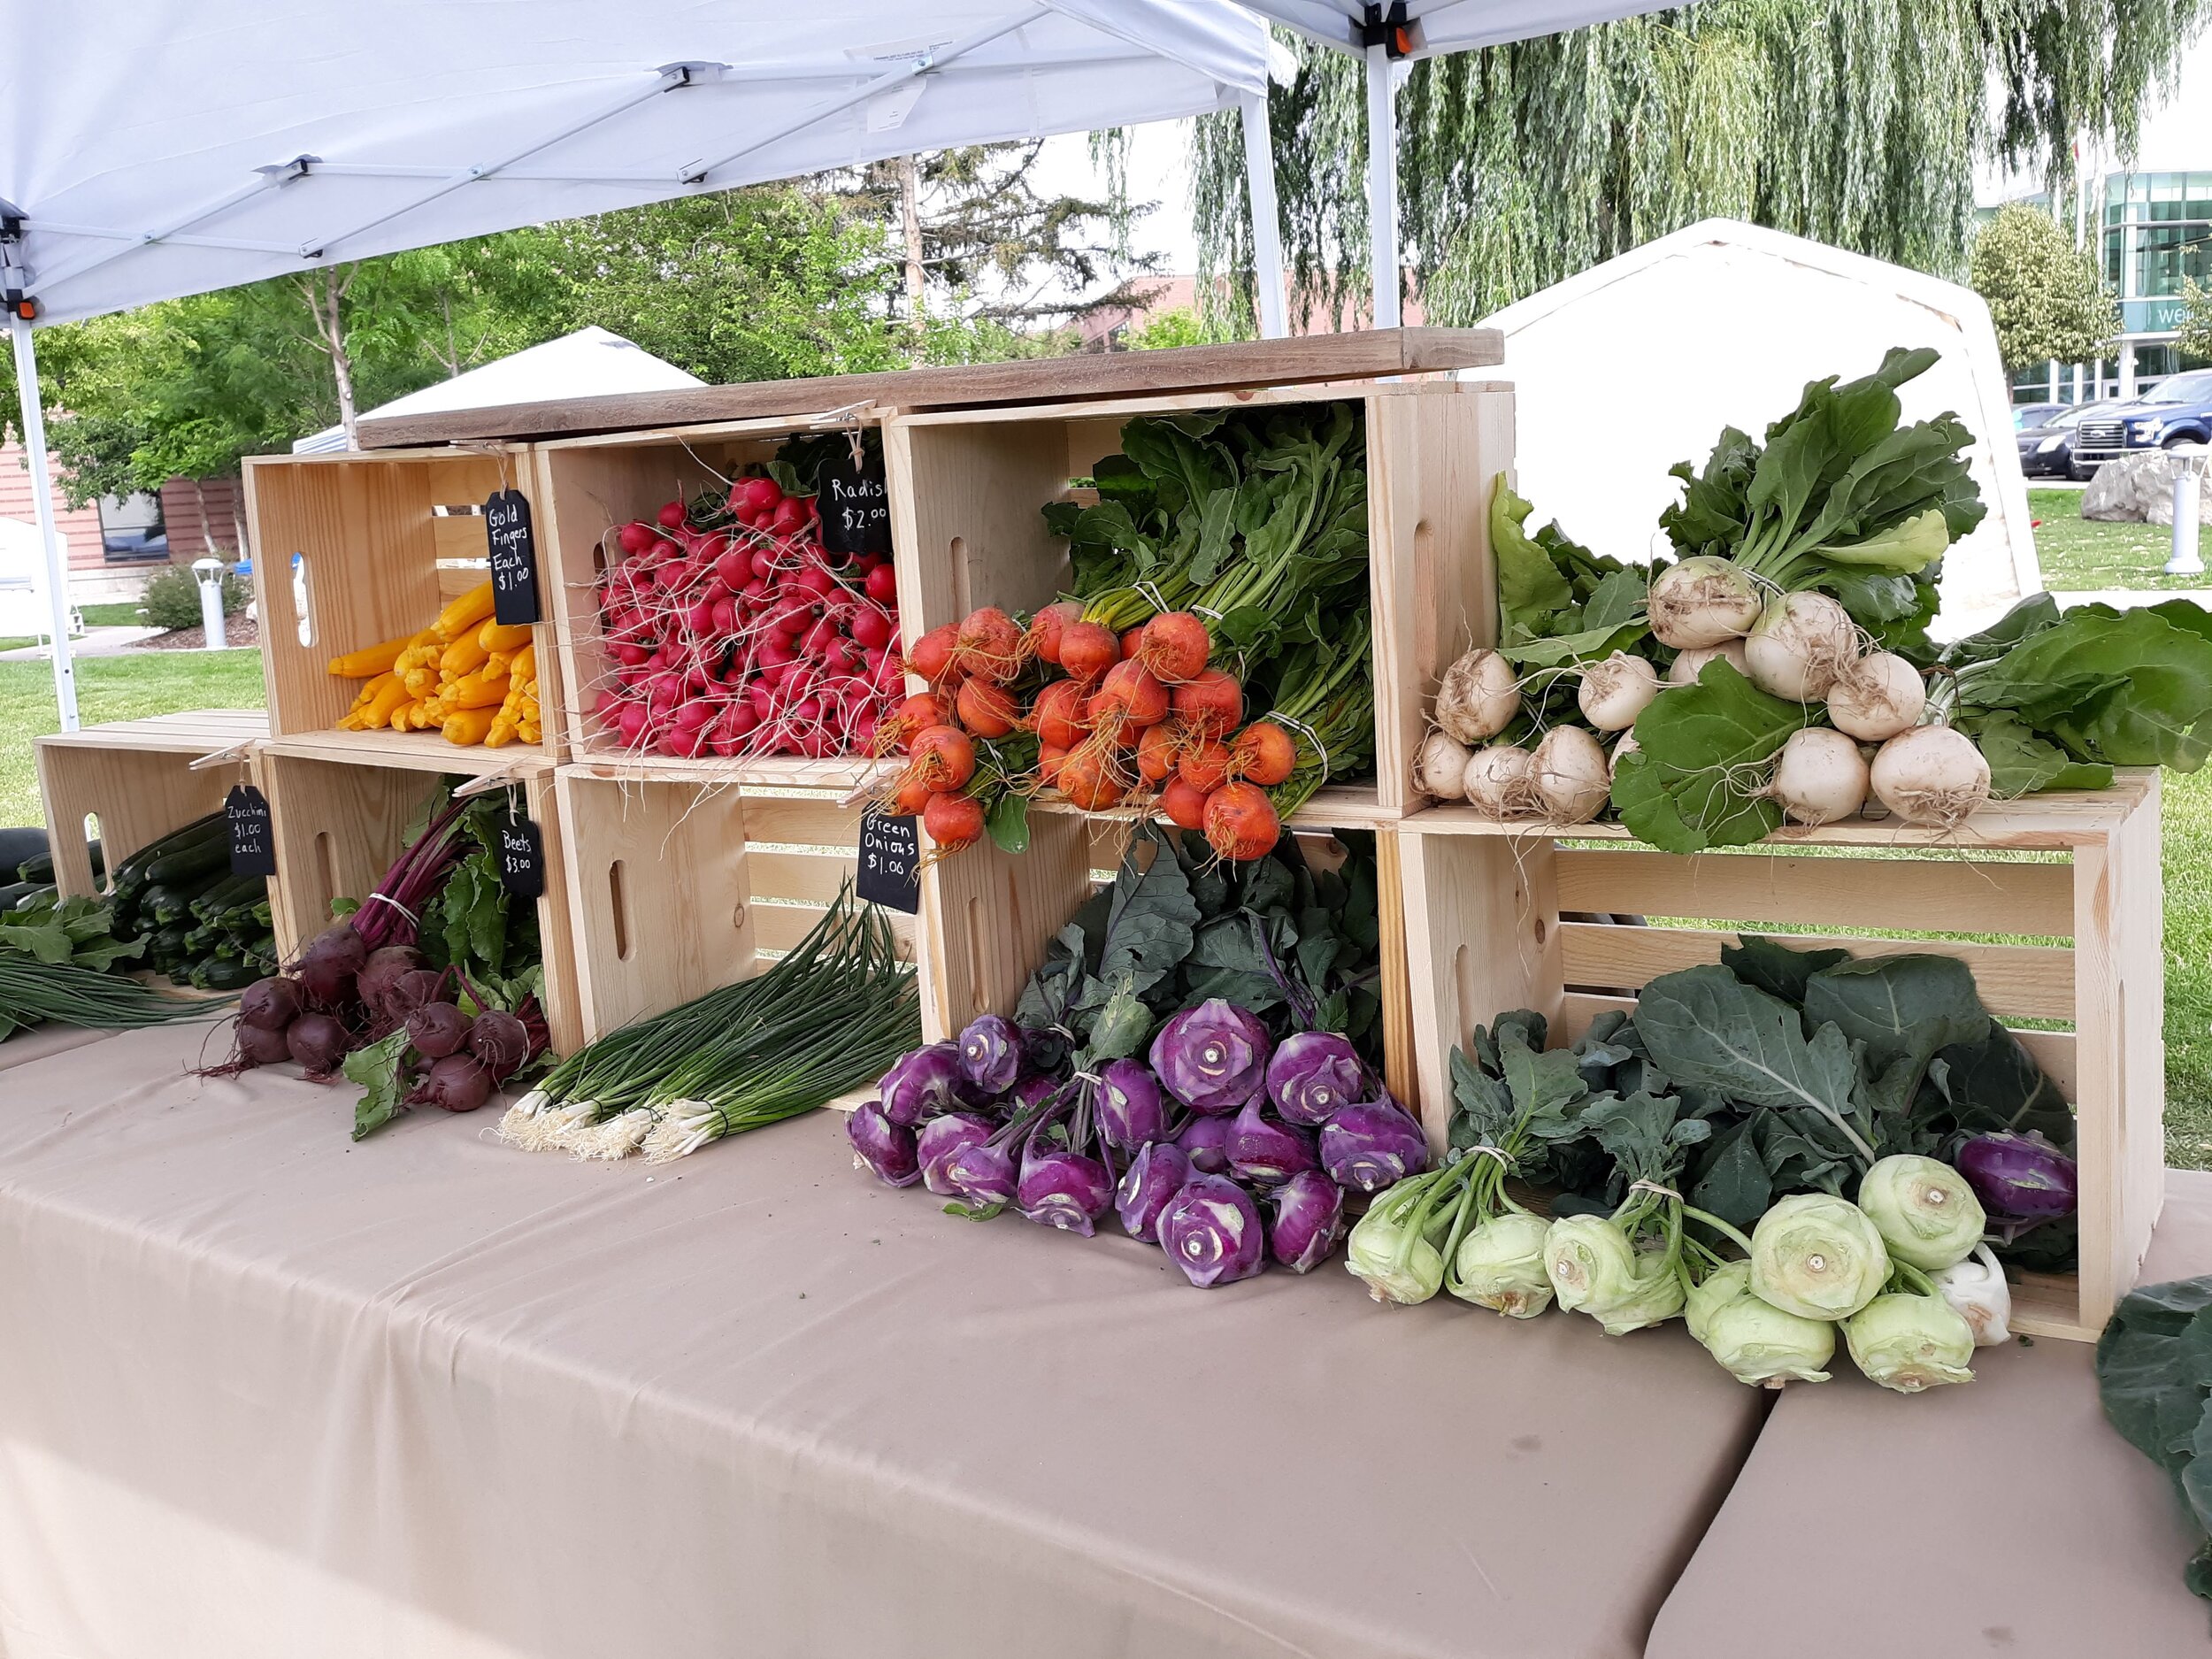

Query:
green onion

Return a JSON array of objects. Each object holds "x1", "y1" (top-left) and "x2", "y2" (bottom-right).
[{"x1": 0, "y1": 954, "x2": 226, "y2": 1037}]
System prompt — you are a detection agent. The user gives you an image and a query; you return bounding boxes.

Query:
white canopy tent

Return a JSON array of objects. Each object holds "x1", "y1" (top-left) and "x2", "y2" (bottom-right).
[
  {"x1": 1232, "y1": 1, "x2": 1690, "y2": 327},
  {"x1": 1, "y1": 0, "x2": 1293, "y2": 728}
]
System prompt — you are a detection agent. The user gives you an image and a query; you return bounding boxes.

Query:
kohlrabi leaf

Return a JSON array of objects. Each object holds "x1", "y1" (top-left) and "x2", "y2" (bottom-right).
[
  {"x1": 1721, "y1": 935, "x2": 1851, "y2": 1007},
  {"x1": 1802, "y1": 954, "x2": 1992, "y2": 1071},
  {"x1": 1614, "y1": 663, "x2": 1808, "y2": 851}
]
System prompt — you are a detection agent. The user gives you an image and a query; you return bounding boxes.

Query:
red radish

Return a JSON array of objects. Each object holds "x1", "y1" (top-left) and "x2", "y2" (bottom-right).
[
  {"x1": 733, "y1": 476, "x2": 782, "y2": 518},
  {"x1": 910, "y1": 625, "x2": 962, "y2": 687},
  {"x1": 1091, "y1": 660, "x2": 1170, "y2": 737},
  {"x1": 611, "y1": 640, "x2": 650, "y2": 668},
  {"x1": 1204, "y1": 782, "x2": 1281, "y2": 862},
  {"x1": 1028, "y1": 680, "x2": 1089, "y2": 750},
  {"x1": 1056, "y1": 741, "x2": 1126, "y2": 810},
  {"x1": 750, "y1": 547, "x2": 782, "y2": 582},
  {"x1": 1232, "y1": 722, "x2": 1297, "y2": 787},
  {"x1": 616, "y1": 703, "x2": 650, "y2": 747},
  {"x1": 1172, "y1": 669, "x2": 1242, "y2": 735},
  {"x1": 864, "y1": 565, "x2": 899, "y2": 604},
  {"x1": 909, "y1": 726, "x2": 977, "y2": 794},
  {"x1": 1058, "y1": 621, "x2": 1119, "y2": 684},
  {"x1": 922, "y1": 790, "x2": 985, "y2": 853},
  {"x1": 952, "y1": 606, "x2": 1025, "y2": 683},
  {"x1": 618, "y1": 521, "x2": 658, "y2": 556},
  {"x1": 1135, "y1": 722, "x2": 1180, "y2": 784},
  {"x1": 956, "y1": 678, "x2": 1020, "y2": 739},
  {"x1": 1161, "y1": 776, "x2": 1210, "y2": 832},
  {"x1": 1027, "y1": 600, "x2": 1085, "y2": 665},
  {"x1": 1179, "y1": 738, "x2": 1232, "y2": 794},
  {"x1": 714, "y1": 546, "x2": 752, "y2": 590},
  {"x1": 793, "y1": 564, "x2": 836, "y2": 600},
  {"x1": 849, "y1": 606, "x2": 894, "y2": 650},
  {"x1": 1136, "y1": 612, "x2": 1210, "y2": 685},
  {"x1": 1039, "y1": 742, "x2": 1070, "y2": 786},
  {"x1": 657, "y1": 500, "x2": 687, "y2": 529},
  {"x1": 771, "y1": 498, "x2": 811, "y2": 537}
]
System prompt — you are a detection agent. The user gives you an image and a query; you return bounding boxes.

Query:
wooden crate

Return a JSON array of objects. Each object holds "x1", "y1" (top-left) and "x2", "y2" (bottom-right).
[
  {"x1": 883, "y1": 380, "x2": 1509, "y2": 1104},
  {"x1": 35, "y1": 710, "x2": 269, "y2": 899},
  {"x1": 242, "y1": 444, "x2": 563, "y2": 771},
  {"x1": 532, "y1": 414, "x2": 894, "y2": 788},
  {"x1": 1398, "y1": 773, "x2": 2166, "y2": 1343},
  {"x1": 553, "y1": 762, "x2": 918, "y2": 1042},
  {"x1": 259, "y1": 748, "x2": 582, "y2": 1055}
]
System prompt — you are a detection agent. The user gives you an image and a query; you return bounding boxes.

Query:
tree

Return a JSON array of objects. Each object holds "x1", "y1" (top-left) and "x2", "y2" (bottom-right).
[
  {"x1": 1970, "y1": 204, "x2": 2121, "y2": 371},
  {"x1": 1192, "y1": 0, "x2": 2204, "y2": 332},
  {"x1": 2181, "y1": 280, "x2": 2212, "y2": 369}
]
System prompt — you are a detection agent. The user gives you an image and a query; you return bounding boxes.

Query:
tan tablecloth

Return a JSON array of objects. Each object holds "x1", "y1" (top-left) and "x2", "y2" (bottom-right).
[
  {"x1": 1647, "y1": 1170, "x2": 2212, "y2": 1659},
  {"x1": 0, "y1": 1021, "x2": 124, "y2": 1073},
  {"x1": 0, "y1": 1025, "x2": 1766, "y2": 1659}
]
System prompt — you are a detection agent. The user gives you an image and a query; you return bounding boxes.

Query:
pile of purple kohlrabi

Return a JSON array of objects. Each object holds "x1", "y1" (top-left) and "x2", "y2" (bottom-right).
[{"x1": 846, "y1": 999, "x2": 1429, "y2": 1289}]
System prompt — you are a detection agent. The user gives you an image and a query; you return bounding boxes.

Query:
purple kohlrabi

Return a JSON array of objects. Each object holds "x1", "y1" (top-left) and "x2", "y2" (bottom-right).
[
  {"x1": 1270, "y1": 1169, "x2": 1346, "y2": 1272},
  {"x1": 1150, "y1": 999, "x2": 1272, "y2": 1114},
  {"x1": 1955, "y1": 1132, "x2": 2078, "y2": 1224},
  {"x1": 1157, "y1": 1175, "x2": 1266, "y2": 1288},
  {"x1": 1018, "y1": 1143, "x2": 1115, "y2": 1236},
  {"x1": 1096, "y1": 1059, "x2": 1168, "y2": 1152},
  {"x1": 917, "y1": 1112, "x2": 996, "y2": 1198},
  {"x1": 1175, "y1": 1113, "x2": 1234, "y2": 1175},
  {"x1": 957, "y1": 1014, "x2": 1023, "y2": 1095},
  {"x1": 846, "y1": 1101, "x2": 920, "y2": 1187},
  {"x1": 1266, "y1": 1031, "x2": 1366, "y2": 1126},
  {"x1": 879, "y1": 1041, "x2": 966, "y2": 1125},
  {"x1": 941, "y1": 1140, "x2": 1018, "y2": 1209},
  {"x1": 1228, "y1": 1101, "x2": 1319, "y2": 1187},
  {"x1": 1116, "y1": 1142, "x2": 1192, "y2": 1243},
  {"x1": 1318, "y1": 1100, "x2": 1431, "y2": 1194}
]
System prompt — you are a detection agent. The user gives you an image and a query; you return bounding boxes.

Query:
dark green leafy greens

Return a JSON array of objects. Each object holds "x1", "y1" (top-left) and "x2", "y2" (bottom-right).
[
  {"x1": 1612, "y1": 661, "x2": 1807, "y2": 852},
  {"x1": 2098, "y1": 1278, "x2": 2212, "y2": 1617},
  {"x1": 1489, "y1": 478, "x2": 1653, "y2": 668}
]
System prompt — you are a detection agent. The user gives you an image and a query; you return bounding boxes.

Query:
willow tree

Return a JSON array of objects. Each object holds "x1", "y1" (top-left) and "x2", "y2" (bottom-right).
[{"x1": 1193, "y1": 0, "x2": 2205, "y2": 330}]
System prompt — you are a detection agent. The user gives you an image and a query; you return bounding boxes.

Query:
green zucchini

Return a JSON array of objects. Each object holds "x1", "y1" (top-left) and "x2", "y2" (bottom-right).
[
  {"x1": 142, "y1": 836, "x2": 227, "y2": 888},
  {"x1": 193, "y1": 957, "x2": 259, "y2": 991},
  {"x1": 0, "y1": 880, "x2": 39, "y2": 912},
  {"x1": 15, "y1": 852, "x2": 52, "y2": 885}
]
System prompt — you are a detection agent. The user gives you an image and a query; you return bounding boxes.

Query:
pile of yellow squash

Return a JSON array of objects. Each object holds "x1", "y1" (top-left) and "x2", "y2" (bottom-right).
[{"x1": 328, "y1": 581, "x2": 542, "y2": 747}]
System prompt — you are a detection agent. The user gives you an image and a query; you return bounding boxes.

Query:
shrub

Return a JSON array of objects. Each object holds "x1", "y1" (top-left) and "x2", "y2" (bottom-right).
[{"x1": 139, "y1": 565, "x2": 249, "y2": 632}]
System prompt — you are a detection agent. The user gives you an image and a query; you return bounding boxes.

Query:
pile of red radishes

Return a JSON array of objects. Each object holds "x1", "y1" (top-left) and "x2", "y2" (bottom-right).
[{"x1": 590, "y1": 474, "x2": 902, "y2": 761}]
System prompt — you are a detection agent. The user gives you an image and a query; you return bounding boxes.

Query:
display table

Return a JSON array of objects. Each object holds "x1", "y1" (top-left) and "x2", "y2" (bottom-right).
[
  {"x1": 0, "y1": 1025, "x2": 1765, "y2": 1659},
  {"x1": 1646, "y1": 1170, "x2": 2212, "y2": 1658},
  {"x1": 0, "y1": 1022, "x2": 119, "y2": 1073}
]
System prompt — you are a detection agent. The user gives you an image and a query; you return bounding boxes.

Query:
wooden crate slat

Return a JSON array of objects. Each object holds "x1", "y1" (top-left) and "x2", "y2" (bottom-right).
[
  {"x1": 1556, "y1": 921, "x2": 2076, "y2": 1021},
  {"x1": 1554, "y1": 847, "x2": 2075, "y2": 939},
  {"x1": 724, "y1": 793, "x2": 865, "y2": 849},
  {"x1": 749, "y1": 848, "x2": 860, "y2": 907},
  {"x1": 752, "y1": 901, "x2": 916, "y2": 956},
  {"x1": 361, "y1": 328, "x2": 1506, "y2": 448},
  {"x1": 35, "y1": 723, "x2": 265, "y2": 903}
]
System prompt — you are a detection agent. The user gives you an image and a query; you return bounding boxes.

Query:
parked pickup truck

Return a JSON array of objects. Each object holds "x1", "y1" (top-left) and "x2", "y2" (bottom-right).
[{"x1": 2071, "y1": 368, "x2": 2212, "y2": 471}]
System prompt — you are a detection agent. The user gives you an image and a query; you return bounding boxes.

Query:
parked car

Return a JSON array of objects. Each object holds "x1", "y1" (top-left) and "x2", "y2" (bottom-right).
[
  {"x1": 2016, "y1": 400, "x2": 2124, "y2": 480},
  {"x1": 2070, "y1": 369, "x2": 2212, "y2": 474},
  {"x1": 2013, "y1": 402, "x2": 2069, "y2": 431}
]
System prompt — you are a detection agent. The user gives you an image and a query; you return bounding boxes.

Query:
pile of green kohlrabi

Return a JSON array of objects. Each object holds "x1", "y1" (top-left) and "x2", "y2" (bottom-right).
[
  {"x1": 1414, "y1": 347, "x2": 2212, "y2": 852},
  {"x1": 1351, "y1": 937, "x2": 2078, "y2": 1394}
]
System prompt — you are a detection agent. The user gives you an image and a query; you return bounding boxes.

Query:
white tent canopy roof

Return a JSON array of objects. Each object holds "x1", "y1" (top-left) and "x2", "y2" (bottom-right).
[
  {"x1": 291, "y1": 326, "x2": 702, "y2": 453},
  {"x1": 1234, "y1": 0, "x2": 1683, "y2": 58},
  {"x1": 2, "y1": 0, "x2": 1287, "y2": 326}
]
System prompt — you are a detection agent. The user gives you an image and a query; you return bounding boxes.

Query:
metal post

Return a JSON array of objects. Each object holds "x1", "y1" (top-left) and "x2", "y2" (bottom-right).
[
  {"x1": 2168, "y1": 448, "x2": 2207, "y2": 578},
  {"x1": 1240, "y1": 91, "x2": 1288, "y2": 340},
  {"x1": 9, "y1": 314, "x2": 78, "y2": 731},
  {"x1": 1364, "y1": 41, "x2": 1400, "y2": 331},
  {"x1": 192, "y1": 557, "x2": 227, "y2": 649}
]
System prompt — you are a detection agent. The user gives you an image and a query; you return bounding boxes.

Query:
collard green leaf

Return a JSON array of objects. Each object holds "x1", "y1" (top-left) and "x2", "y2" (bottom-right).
[
  {"x1": 1721, "y1": 935, "x2": 1851, "y2": 1007},
  {"x1": 1689, "y1": 1120, "x2": 1772, "y2": 1229},
  {"x1": 1923, "y1": 1025, "x2": 2074, "y2": 1145},
  {"x1": 1802, "y1": 954, "x2": 1991, "y2": 1071}
]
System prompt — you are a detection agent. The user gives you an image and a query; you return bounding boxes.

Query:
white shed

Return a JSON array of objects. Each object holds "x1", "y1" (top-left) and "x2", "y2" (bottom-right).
[{"x1": 1475, "y1": 218, "x2": 2040, "y2": 635}]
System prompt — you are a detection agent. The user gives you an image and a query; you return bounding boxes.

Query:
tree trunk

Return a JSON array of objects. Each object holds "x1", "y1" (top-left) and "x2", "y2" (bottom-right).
[
  {"x1": 188, "y1": 477, "x2": 218, "y2": 557},
  {"x1": 297, "y1": 267, "x2": 361, "y2": 447},
  {"x1": 899, "y1": 154, "x2": 926, "y2": 347}
]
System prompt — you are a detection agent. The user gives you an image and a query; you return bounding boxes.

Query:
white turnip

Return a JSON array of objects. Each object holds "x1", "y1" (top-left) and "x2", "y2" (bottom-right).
[
  {"x1": 1414, "y1": 730, "x2": 1472, "y2": 801},
  {"x1": 1870, "y1": 726, "x2": 1991, "y2": 830},
  {"x1": 1826, "y1": 651, "x2": 1926, "y2": 741},
  {"x1": 1647, "y1": 557, "x2": 1763, "y2": 649},
  {"x1": 1667, "y1": 640, "x2": 1750, "y2": 686},
  {"x1": 1528, "y1": 727, "x2": 1611, "y2": 825},
  {"x1": 1610, "y1": 731, "x2": 1640, "y2": 773},
  {"x1": 1744, "y1": 593, "x2": 1856, "y2": 702},
  {"x1": 1768, "y1": 728, "x2": 1870, "y2": 826},
  {"x1": 1463, "y1": 744, "x2": 1532, "y2": 818},
  {"x1": 1435, "y1": 649, "x2": 1520, "y2": 744},
  {"x1": 1578, "y1": 652, "x2": 1659, "y2": 732}
]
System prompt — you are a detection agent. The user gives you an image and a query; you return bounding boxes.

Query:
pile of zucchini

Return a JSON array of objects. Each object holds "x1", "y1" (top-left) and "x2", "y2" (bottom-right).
[{"x1": 97, "y1": 813, "x2": 276, "y2": 991}]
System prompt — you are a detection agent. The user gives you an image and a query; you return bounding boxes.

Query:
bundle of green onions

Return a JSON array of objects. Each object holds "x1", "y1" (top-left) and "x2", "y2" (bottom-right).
[
  {"x1": 499, "y1": 887, "x2": 918, "y2": 1162},
  {"x1": 0, "y1": 951, "x2": 224, "y2": 1040}
]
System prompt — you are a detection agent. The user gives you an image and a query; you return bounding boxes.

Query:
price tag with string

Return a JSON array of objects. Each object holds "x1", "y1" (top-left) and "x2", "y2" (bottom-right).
[
  {"x1": 818, "y1": 419, "x2": 892, "y2": 557},
  {"x1": 480, "y1": 447, "x2": 541, "y2": 626},
  {"x1": 493, "y1": 783, "x2": 544, "y2": 900}
]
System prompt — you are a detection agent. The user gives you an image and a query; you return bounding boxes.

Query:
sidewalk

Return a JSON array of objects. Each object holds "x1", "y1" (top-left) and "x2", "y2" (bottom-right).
[{"x1": 0, "y1": 626, "x2": 173, "y2": 660}]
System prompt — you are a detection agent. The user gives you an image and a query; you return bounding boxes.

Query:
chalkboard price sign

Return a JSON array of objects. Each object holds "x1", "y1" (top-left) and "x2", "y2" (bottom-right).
[
  {"x1": 495, "y1": 810, "x2": 546, "y2": 900},
  {"x1": 856, "y1": 810, "x2": 920, "y2": 914},
  {"x1": 484, "y1": 488, "x2": 542, "y2": 626},
  {"x1": 818, "y1": 445, "x2": 892, "y2": 557},
  {"x1": 227, "y1": 784, "x2": 276, "y2": 876}
]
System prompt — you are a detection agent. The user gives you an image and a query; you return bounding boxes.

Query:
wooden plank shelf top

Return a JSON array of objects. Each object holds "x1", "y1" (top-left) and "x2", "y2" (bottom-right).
[{"x1": 357, "y1": 328, "x2": 1506, "y2": 449}]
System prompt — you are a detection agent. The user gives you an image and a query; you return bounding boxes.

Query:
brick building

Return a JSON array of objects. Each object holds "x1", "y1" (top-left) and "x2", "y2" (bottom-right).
[{"x1": 0, "y1": 440, "x2": 241, "y2": 603}]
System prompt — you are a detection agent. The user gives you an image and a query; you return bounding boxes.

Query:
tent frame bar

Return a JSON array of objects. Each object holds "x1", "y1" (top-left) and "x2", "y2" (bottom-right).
[
  {"x1": 7, "y1": 314, "x2": 79, "y2": 732},
  {"x1": 25, "y1": 167, "x2": 302, "y2": 299}
]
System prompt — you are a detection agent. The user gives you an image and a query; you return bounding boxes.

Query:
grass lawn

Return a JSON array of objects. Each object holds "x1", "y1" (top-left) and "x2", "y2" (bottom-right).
[
  {"x1": 0, "y1": 652, "x2": 265, "y2": 829},
  {"x1": 0, "y1": 602, "x2": 174, "y2": 655},
  {"x1": 2030, "y1": 487, "x2": 2212, "y2": 592}
]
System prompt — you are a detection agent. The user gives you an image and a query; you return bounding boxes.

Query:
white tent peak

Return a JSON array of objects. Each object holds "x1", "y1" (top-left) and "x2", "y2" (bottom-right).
[
  {"x1": 1472, "y1": 216, "x2": 2041, "y2": 635},
  {"x1": 291, "y1": 326, "x2": 702, "y2": 453}
]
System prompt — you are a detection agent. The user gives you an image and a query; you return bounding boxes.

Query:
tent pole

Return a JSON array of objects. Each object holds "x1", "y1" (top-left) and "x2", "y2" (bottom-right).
[
  {"x1": 1363, "y1": 42, "x2": 1400, "y2": 330},
  {"x1": 8, "y1": 315, "x2": 78, "y2": 732},
  {"x1": 1240, "y1": 92, "x2": 1289, "y2": 340}
]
